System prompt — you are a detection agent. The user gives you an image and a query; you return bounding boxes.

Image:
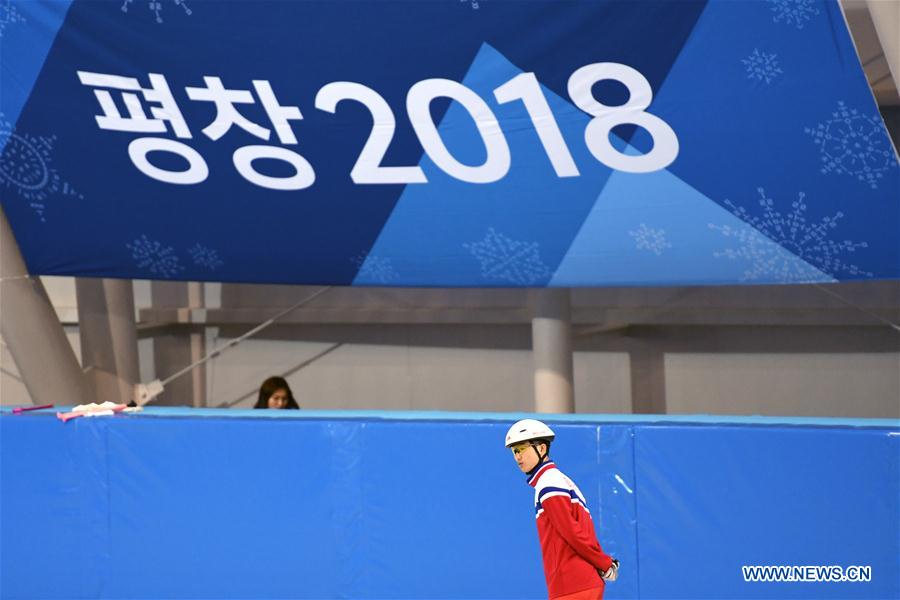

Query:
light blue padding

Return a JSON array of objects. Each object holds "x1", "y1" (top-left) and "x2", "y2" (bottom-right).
[
  {"x1": 551, "y1": 144, "x2": 834, "y2": 286},
  {"x1": 3, "y1": 406, "x2": 894, "y2": 429},
  {"x1": 635, "y1": 424, "x2": 899, "y2": 599},
  {"x1": 0, "y1": 0, "x2": 73, "y2": 148},
  {"x1": 1, "y1": 410, "x2": 896, "y2": 599},
  {"x1": 356, "y1": 43, "x2": 616, "y2": 286}
]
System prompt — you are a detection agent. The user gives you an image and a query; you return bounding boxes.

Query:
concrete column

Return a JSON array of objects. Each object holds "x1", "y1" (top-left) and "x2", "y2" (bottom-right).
[
  {"x1": 531, "y1": 288, "x2": 574, "y2": 413},
  {"x1": 187, "y1": 282, "x2": 206, "y2": 408},
  {"x1": 0, "y1": 207, "x2": 88, "y2": 405},
  {"x1": 76, "y1": 278, "x2": 140, "y2": 404},
  {"x1": 150, "y1": 281, "x2": 206, "y2": 407},
  {"x1": 867, "y1": 0, "x2": 900, "y2": 94},
  {"x1": 629, "y1": 342, "x2": 667, "y2": 414}
]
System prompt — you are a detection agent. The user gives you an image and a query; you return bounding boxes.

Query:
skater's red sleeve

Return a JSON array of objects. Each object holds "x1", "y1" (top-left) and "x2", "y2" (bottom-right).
[{"x1": 541, "y1": 495, "x2": 614, "y2": 572}]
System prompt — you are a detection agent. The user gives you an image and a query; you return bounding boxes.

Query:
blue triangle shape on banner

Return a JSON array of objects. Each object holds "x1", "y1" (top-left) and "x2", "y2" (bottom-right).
[
  {"x1": 551, "y1": 159, "x2": 834, "y2": 286},
  {"x1": 360, "y1": 42, "x2": 832, "y2": 286}
]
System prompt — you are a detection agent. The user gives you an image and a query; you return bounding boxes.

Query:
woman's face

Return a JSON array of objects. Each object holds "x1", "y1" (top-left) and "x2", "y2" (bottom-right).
[{"x1": 267, "y1": 388, "x2": 289, "y2": 409}]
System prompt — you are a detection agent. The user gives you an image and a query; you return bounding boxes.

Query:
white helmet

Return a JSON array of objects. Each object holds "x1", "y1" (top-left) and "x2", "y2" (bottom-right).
[{"x1": 505, "y1": 419, "x2": 555, "y2": 448}]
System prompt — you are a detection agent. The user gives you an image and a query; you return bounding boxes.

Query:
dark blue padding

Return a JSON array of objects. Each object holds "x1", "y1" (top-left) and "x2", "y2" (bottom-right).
[{"x1": 0, "y1": 410, "x2": 896, "y2": 599}]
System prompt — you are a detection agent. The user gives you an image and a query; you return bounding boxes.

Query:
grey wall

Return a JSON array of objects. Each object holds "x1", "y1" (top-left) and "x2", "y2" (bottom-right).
[
  {"x1": 666, "y1": 352, "x2": 899, "y2": 418},
  {"x1": 200, "y1": 319, "x2": 896, "y2": 418},
  {"x1": 204, "y1": 325, "x2": 634, "y2": 413},
  {"x1": 2, "y1": 281, "x2": 898, "y2": 419}
]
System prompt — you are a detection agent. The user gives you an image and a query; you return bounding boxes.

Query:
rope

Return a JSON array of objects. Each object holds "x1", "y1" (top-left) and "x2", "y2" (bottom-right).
[
  {"x1": 814, "y1": 283, "x2": 900, "y2": 332},
  {"x1": 160, "y1": 286, "x2": 332, "y2": 387}
]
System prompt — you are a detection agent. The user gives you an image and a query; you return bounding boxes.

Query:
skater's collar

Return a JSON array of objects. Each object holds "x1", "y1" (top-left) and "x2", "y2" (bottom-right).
[{"x1": 527, "y1": 460, "x2": 556, "y2": 486}]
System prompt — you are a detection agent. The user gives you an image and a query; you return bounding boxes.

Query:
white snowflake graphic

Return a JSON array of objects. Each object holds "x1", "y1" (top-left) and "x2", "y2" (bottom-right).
[
  {"x1": 188, "y1": 243, "x2": 224, "y2": 270},
  {"x1": 1, "y1": 118, "x2": 61, "y2": 201},
  {"x1": 629, "y1": 223, "x2": 672, "y2": 256},
  {"x1": 0, "y1": 114, "x2": 82, "y2": 222},
  {"x1": 742, "y1": 49, "x2": 783, "y2": 84},
  {"x1": 805, "y1": 101, "x2": 898, "y2": 190},
  {"x1": 352, "y1": 252, "x2": 398, "y2": 284},
  {"x1": 709, "y1": 188, "x2": 871, "y2": 282},
  {"x1": 0, "y1": 0, "x2": 25, "y2": 37},
  {"x1": 121, "y1": 0, "x2": 192, "y2": 24},
  {"x1": 127, "y1": 235, "x2": 184, "y2": 278},
  {"x1": 460, "y1": 0, "x2": 481, "y2": 10},
  {"x1": 463, "y1": 228, "x2": 551, "y2": 285},
  {"x1": 768, "y1": 0, "x2": 820, "y2": 29}
]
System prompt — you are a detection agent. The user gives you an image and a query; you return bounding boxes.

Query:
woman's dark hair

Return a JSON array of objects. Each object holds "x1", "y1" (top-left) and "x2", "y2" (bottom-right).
[{"x1": 253, "y1": 376, "x2": 300, "y2": 409}]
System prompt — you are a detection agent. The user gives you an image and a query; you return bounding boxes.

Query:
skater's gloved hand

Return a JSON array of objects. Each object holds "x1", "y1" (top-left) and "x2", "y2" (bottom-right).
[{"x1": 599, "y1": 559, "x2": 619, "y2": 582}]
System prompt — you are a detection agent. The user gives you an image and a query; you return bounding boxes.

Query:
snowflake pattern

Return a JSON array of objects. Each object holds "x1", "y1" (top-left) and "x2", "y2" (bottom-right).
[
  {"x1": 127, "y1": 235, "x2": 184, "y2": 278},
  {"x1": 629, "y1": 224, "x2": 672, "y2": 256},
  {"x1": 463, "y1": 228, "x2": 551, "y2": 285},
  {"x1": 188, "y1": 243, "x2": 224, "y2": 270},
  {"x1": 0, "y1": 114, "x2": 82, "y2": 222},
  {"x1": 459, "y1": 0, "x2": 481, "y2": 10},
  {"x1": 742, "y1": 49, "x2": 783, "y2": 84},
  {"x1": 768, "y1": 0, "x2": 820, "y2": 29},
  {"x1": 805, "y1": 101, "x2": 898, "y2": 190},
  {"x1": 709, "y1": 188, "x2": 871, "y2": 282},
  {"x1": 351, "y1": 252, "x2": 398, "y2": 284},
  {"x1": 121, "y1": 0, "x2": 192, "y2": 24},
  {"x1": 0, "y1": 0, "x2": 25, "y2": 37}
]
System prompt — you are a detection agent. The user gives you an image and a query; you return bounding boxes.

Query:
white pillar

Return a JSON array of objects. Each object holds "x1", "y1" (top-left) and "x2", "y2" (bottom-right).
[
  {"x1": 76, "y1": 278, "x2": 140, "y2": 404},
  {"x1": 531, "y1": 288, "x2": 574, "y2": 413},
  {"x1": 0, "y1": 207, "x2": 89, "y2": 405},
  {"x1": 867, "y1": 0, "x2": 900, "y2": 94}
]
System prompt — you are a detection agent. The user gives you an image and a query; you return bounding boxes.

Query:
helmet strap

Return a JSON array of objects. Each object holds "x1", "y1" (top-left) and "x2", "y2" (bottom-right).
[{"x1": 529, "y1": 440, "x2": 549, "y2": 464}]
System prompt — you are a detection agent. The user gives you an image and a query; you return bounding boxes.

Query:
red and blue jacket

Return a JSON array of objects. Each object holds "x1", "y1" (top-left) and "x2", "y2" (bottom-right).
[{"x1": 528, "y1": 461, "x2": 614, "y2": 599}]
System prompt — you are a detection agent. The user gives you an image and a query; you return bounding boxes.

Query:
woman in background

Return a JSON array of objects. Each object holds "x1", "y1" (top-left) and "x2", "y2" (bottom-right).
[{"x1": 253, "y1": 376, "x2": 300, "y2": 409}]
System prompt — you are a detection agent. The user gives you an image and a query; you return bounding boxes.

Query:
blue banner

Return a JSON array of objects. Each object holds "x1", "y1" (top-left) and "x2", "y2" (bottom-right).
[{"x1": 1, "y1": 0, "x2": 897, "y2": 286}]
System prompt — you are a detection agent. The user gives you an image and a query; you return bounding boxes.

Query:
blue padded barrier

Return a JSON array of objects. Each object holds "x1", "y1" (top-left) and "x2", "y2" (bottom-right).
[
  {"x1": 1, "y1": 408, "x2": 897, "y2": 599},
  {"x1": 633, "y1": 425, "x2": 899, "y2": 599}
]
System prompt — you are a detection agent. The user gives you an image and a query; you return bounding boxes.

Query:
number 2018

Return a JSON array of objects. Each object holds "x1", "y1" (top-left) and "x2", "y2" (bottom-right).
[{"x1": 313, "y1": 62, "x2": 678, "y2": 186}]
